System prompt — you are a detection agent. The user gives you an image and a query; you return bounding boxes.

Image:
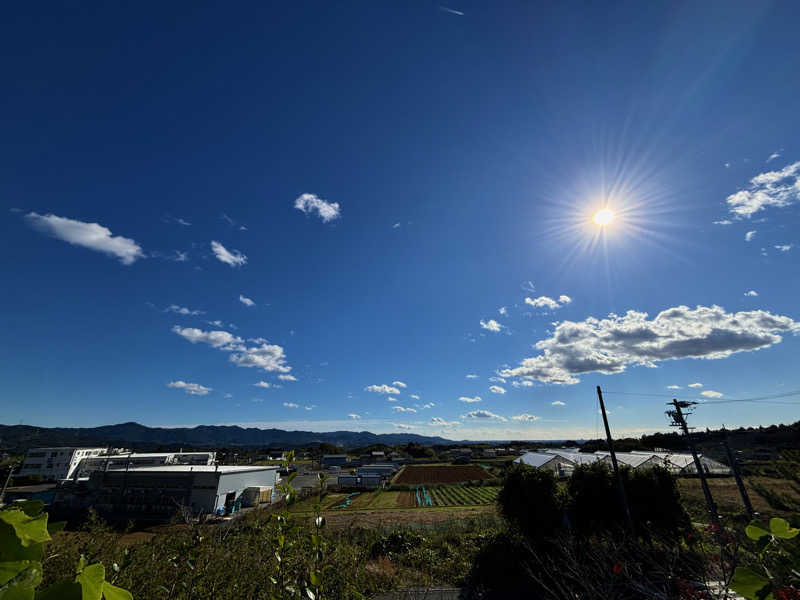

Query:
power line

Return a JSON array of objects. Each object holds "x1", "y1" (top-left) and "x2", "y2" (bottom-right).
[{"x1": 603, "y1": 388, "x2": 800, "y2": 405}]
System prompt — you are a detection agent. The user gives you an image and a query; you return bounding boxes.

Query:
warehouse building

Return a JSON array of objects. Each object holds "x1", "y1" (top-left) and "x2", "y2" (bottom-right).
[
  {"x1": 72, "y1": 451, "x2": 215, "y2": 478},
  {"x1": 79, "y1": 465, "x2": 280, "y2": 518},
  {"x1": 19, "y1": 447, "x2": 107, "y2": 481},
  {"x1": 321, "y1": 455, "x2": 350, "y2": 468}
]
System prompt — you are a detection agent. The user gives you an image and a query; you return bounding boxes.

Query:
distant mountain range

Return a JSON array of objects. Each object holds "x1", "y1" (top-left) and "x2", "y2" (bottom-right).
[{"x1": 0, "y1": 422, "x2": 454, "y2": 452}]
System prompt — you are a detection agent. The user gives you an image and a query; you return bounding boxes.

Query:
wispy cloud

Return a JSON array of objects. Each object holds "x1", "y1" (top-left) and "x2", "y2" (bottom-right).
[
  {"x1": 439, "y1": 5, "x2": 464, "y2": 16},
  {"x1": 167, "y1": 380, "x2": 212, "y2": 396},
  {"x1": 767, "y1": 151, "x2": 781, "y2": 163},
  {"x1": 278, "y1": 374, "x2": 298, "y2": 382},
  {"x1": 239, "y1": 295, "x2": 256, "y2": 307},
  {"x1": 458, "y1": 396, "x2": 482, "y2": 403},
  {"x1": 489, "y1": 385, "x2": 506, "y2": 394},
  {"x1": 501, "y1": 305, "x2": 799, "y2": 385},
  {"x1": 26, "y1": 212, "x2": 145, "y2": 265},
  {"x1": 254, "y1": 381, "x2": 277, "y2": 389},
  {"x1": 511, "y1": 414, "x2": 540, "y2": 422},
  {"x1": 726, "y1": 161, "x2": 800, "y2": 218},
  {"x1": 430, "y1": 417, "x2": 460, "y2": 427},
  {"x1": 480, "y1": 319, "x2": 503, "y2": 332},
  {"x1": 172, "y1": 325, "x2": 291, "y2": 373},
  {"x1": 392, "y1": 406, "x2": 417, "y2": 413},
  {"x1": 348, "y1": 413, "x2": 361, "y2": 420},
  {"x1": 667, "y1": 385, "x2": 681, "y2": 390},
  {"x1": 294, "y1": 193, "x2": 341, "y2": 222},
  {"x1": 166, "y1": 305, "x2": 204, "y2": 316},
  {"x1": 392, "y1": 380, "x2": 407, "y2": 388},
  {"x1": 745, "y1": 230, "x2": 756, "y2": 242},
  {"x1": 700, "y1": 390, "x2": 723, "y2": 398},
  {"x1": 211, "y1": 241, "x2": 247, "y2": 267},
  {"x1": 283, "y1": 402, "x2": 299, "y2": 408},
  {"x1": 365, "y1": 384, "x2": 401, "y2": 395},
  {"x1": 551, "y1": 400, "x2": 565, "y2": 406},
  {"x1": 688, "y1": 382, "x2": 703, "y2": 388},
  {"x1": 463, "y1": 410, "x2": 506, "y2": 422},
  {"x1": 465, "y1": 374, "x2": 479, "y2": 379},
  {"x1": 774, "y1": 244, "x2": 793, "y2": 252},
  {"x1": 744, "y1": 290, "x2": 758, "y2": 297}
]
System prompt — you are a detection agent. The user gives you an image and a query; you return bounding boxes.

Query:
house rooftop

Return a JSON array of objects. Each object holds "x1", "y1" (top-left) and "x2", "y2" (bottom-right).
[{"x1": 119, "y1": 465, "x2": 277, "y2": 473}]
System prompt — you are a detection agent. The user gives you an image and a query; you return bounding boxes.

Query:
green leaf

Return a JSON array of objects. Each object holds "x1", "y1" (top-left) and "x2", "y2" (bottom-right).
[
  {"x1": 287, "y1": 472, "x2": 297, "y2": 484},
  {"x1": 75, "y1": 564, "x2": 105, "y2": 600},
  {"x1": 101, "y1": 581, "x2": 133, "y2": 600},
  {"x1": 35, "y1": 581, "x2": 83, "y2": 600},
  {"x1": 1, "y1": 582, "x2": 36, "y2": 600},
  {"x1": 0, "y1": 511, "x2": 50, "y2": 548},
  {"x1": 14, "y1": 503, "x2": 44, "y2": 519},
  {"x1": 746, "y1": 523, "x2": 771, "y2": 541},
  {"x1": 730, "y1": 567, "x2": 772, "y2": 600},
  {"x1": 0, "y1": 561, "x2": 32, "y2": 587},
  {"x1": 769, "y1": 518, "x2": 799, "y2": 539},
  {"x1": 309, "y1": 570, "x2": 320, "y2": 587}
]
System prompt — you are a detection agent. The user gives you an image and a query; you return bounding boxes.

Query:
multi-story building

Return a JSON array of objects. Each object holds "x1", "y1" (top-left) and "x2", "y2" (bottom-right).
[{"x1": 18, "y1": 447, "x2": 107, "y2": 481}]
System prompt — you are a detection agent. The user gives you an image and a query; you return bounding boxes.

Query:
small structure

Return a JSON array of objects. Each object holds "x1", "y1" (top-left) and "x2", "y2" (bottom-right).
[{"x1": 321, "y1": 455, "x2": 349, "y2": 468}]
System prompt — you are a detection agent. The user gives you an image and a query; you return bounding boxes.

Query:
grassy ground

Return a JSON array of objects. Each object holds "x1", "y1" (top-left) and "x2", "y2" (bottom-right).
[{"x1": 677, "y1": 476, "x2": 800, "y2": 521}]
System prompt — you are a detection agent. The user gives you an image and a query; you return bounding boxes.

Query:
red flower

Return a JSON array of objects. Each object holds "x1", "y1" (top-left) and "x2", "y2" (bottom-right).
[{"x1": 613, "y1": 564, "x2": 622, "y2": 575}]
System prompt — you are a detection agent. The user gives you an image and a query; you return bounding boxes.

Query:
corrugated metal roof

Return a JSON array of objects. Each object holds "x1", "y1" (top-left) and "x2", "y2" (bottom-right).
[
  {"x1": 514, "y1": 452, "x2": 560, "y2": 467},
  {"x1": 121, "y1": 465, "x2": 277, "y2": 473}
]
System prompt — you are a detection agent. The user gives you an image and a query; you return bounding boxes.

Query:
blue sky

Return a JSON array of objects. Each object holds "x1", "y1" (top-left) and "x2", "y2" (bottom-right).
[{"x1": 2, "y1": 1, "x2": 799, "y2": 440}]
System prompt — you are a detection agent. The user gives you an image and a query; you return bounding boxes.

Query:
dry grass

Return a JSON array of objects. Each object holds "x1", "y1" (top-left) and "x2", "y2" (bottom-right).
[{"x1": 677, "y1": 476, "x2": 800, "y2": 519}]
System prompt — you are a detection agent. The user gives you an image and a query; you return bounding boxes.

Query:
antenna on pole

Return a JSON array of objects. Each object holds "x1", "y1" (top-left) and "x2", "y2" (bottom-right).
[
  {"x1": 596, "y1": 386, "x2": 634, "y2": 533},
  {"x1": 666, "y1": 399, "x2": 719, "y2": 527}
]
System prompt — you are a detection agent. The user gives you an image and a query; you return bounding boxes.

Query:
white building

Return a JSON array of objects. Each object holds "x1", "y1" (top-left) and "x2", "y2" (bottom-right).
[
  {"x1": 72, "y1": 451, "x2": 215, "y2": 478},
  {"x1": 86, "y1": 465, "x2": 280, "y2": 516},
  {"x1": 19, "y1": 447, "x2": 107, "y2": 480}
]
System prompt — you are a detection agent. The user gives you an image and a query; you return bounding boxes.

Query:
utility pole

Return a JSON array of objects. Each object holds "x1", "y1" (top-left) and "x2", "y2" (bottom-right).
[
  {"x1": 667, "y1": 399, "x2": 719, "y2": 527},
  {"x1": 721, "y1": 426, "x2": 755, "y2": 519},
  {"x1": 596, "y1": 386, "x2": 634, "y2": 533}
]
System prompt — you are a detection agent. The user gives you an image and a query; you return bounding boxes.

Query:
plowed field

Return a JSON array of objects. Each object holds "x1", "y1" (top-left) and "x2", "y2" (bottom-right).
[{"x1": 394, "y1": 465, "x2": 494, "y2": 485}]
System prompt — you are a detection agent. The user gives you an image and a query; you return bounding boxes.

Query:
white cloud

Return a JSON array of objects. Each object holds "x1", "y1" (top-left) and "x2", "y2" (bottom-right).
[
  {"x1": 229, "y1": 343, "x2": 291, "y2": 373},
  {"x1": 365, "y1": 384, "x2": 401, "y2": 395},
  {"x1": 667, "y1": 385, "x2": 681, "y2": 390},
  {"x1": 480, "y1": 319, "x2": 503, "y2": 332},
  {"x1": 392, "y1": 222, "x2": 401, "y2": 229},
  {"x1": 489, "y1": 376, "x2": 506, "y2": 383},
  {"x1": 767, "y1": 151, "x2": 781, "y2": 163},
  {"x1": 489, "y1": 385, "x2": 506, "y2": 394},
  {"x1": 224, "y1": 393, "x2": 233, "y2": 399},
  {"x1": 304, "y1": 406, "x2": 313, "y2": 411},
  {"x1": 278, "y1": 374, "x2": 298, "y2": 382},
  {"x1": 745, "y1": 230, "x2": 756, "y2": 242},
  {"x1": 172, "y1": 326, "x2": 291, "y2": 373},
  {"x1": 724, "y1": 163, "x2": 731, "y2": 169},
  {"x1": 394, "y1": 423, "x2": 414, "y2": 430},
  {"x1": 700, "y1": 390, "x2": 723, "y2": 398},
  {"x1": 392, "y1": 380, "x2": 407, "y2": 388},
  {"x1": 422, "y1": 403, "x2": 435, "y2": 409},
  {"x1": 211, "y1": 241, "x2": 247, "y2": 267},
  {"x1": 499, "y1": 307, "x2": 508, "y2": 316},
  {"x1": 392, "y1": 406, "x2": 417, "y2": 413},
  {"x1": 713, "y1": 219, "x2": 733, "y2": 225},
  {"x1": 744, "y1": 290, "x2": 759, "y2": 297},
  {"x1": 511, "y1": 380, "x2": 534, "y2": 388},
  {"x1": 348, "y1": 413, "x2": 361, "y2": 420},
  {"x1": 463, "y1": 410, "x2": 507, "y2": 422},
  {"x1": 774, "y1": 244, "x2": 793, "y2": 252},
  {"x1": 26, "y1": 212, "x2": 145, "y2": 265},
  {"x1": 500, "y1": 305, "x2": 799, "y2": 385},
  {"x1": 172, "y1": 326, "x2": 242, "y2": 349},
  {"x1": 167, "y1": 380, "x2": 212, "y2": 396},
  {"x1": 430, "y1": 417, "x2": 460, "y2": 427},
  {"x1": 551, "y1": 400, "x2": 565, "y2": 406},
  {"x1": 465, "y1": 374, "x2": 479, "y2": 379},
  {"x1": 294, "y1": 193, "x2": 341, "y2": 222},
  {"x1": 387, "y1": 397, "x2": 399, "y2": 402},
  {"x1": 458, "y1": 396, "x2": 482, "y2": 403},
  {"x1": 239, "y1": 295, "x2": 256, "y2": 307},
  {"x1": 283, "y1": 402, "x2": 299, "y2": 408},
  {"x1": 511, "y1": 414, "x2": 540, "y2": 422},
  {"x1": 410, "y1": 394, "x2": 421, "y2": 400},
  {"x1": 688, "y1": 383, "x2": 703, "y2": 388},
  {"x1": 166, "y1": 305, "x2": 203, "y2": 316},
  {"x1": 726, "y1": 161, "x2": 800, "y2": 218},
  {"x1": 254, "y1": 381, "x2": 275, "y2": 389},
  {"x1": 525, "y1": 294, "x2": 572, "y2": 310}
]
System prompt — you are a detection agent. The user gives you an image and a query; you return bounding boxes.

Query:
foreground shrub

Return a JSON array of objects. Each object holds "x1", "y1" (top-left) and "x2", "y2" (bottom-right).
[{"x1": 497, "y1": 464, "x2": 561, "y2": 542}]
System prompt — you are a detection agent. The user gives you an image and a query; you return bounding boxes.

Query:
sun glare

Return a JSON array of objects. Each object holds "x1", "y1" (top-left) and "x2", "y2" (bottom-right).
[{"x1": 593, "y1": 208, "x2": 614, "y2": 226}]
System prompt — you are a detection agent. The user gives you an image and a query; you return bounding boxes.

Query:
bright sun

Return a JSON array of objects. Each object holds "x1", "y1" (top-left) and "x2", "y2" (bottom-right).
[{"x1": 593, "y1": 208, "x2": 614, "y2": 226}]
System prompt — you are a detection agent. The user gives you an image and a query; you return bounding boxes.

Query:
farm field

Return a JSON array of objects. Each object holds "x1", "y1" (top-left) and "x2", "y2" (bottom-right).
[
  {"x1": 426, "y1": 486, "x2": 500, "y2": 506},
  {"x1": 678, "y1": 476, "x2": 800, "y2": 520},
  {"x1": 394, "y1": 465, "x2": 495, "y2": 485}
]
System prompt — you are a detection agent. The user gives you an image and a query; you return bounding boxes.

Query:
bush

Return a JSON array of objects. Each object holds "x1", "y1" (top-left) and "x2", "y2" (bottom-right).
[{"x1": 497, "y1": 464, "x2": 562, "y2": 542}]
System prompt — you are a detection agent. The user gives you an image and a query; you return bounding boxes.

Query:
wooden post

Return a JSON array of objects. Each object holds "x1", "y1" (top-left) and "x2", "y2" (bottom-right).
[{"x1": 596, "y1": 386, "x2": 634, "y2": 533}]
